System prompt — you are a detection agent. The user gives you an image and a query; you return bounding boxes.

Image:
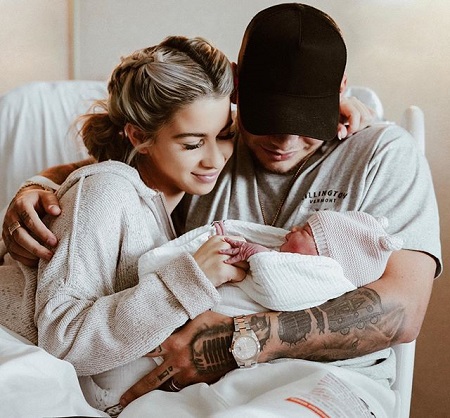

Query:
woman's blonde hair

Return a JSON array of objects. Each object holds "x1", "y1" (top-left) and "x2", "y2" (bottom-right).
[{"x1": 80, "y1": 36, "x2": 234, "y2": 165}]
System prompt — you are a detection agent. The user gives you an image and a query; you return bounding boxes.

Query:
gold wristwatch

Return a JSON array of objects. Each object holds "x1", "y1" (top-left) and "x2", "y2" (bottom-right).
[{"x1": 230, "y1": 315, "x2": 260, "y2": 368}]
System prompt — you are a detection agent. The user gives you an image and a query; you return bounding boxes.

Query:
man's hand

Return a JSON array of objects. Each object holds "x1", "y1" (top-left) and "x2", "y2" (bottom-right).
[
  {"x1": 337, "y1": 96, "x2": 376, "y2": 139},
  {"x1": 2, "y1": 187, "x2": 61, "y2": 266},
  {"x1": 120, "y1": 311, "x2": 237, "y2": 407}
]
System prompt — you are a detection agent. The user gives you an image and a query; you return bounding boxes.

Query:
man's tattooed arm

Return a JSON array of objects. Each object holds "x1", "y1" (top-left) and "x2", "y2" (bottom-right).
[
  {"x1": 189, "y1": 288, "x2": 404, "y2": 372},
  {"x1": 257, "y1": 287, "x2": 404, "y2": 362}
]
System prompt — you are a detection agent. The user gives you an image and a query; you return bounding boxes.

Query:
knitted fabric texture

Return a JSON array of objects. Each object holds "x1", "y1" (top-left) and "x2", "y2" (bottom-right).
[{"x1": 307, "y1": 211, "x2": 403, "y2": 286}]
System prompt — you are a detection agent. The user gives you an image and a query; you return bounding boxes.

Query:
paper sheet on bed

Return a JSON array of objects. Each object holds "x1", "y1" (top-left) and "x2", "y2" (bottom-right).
[{"x1": 0, "y1": 325, "x2": 109, "y2": 417}]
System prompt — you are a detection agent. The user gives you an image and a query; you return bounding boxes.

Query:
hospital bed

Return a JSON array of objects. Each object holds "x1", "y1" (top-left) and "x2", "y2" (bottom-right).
[{"x1": 0, "y1": 81, "x2": 423, "y2": 417}]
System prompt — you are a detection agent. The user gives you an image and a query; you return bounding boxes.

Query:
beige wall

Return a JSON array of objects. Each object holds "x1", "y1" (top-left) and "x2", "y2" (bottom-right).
[
  {"x1": 0, "y1": 0, "x2": 70, "y2": 92},
  {"x1": 1, "y1": 1, "x2": 449, "y2": 415}
]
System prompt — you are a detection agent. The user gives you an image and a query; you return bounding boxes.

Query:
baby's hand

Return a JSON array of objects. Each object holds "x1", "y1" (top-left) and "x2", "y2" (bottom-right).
[{"x1": 219, "y1": 237, "x2": 271, "y2": 264}]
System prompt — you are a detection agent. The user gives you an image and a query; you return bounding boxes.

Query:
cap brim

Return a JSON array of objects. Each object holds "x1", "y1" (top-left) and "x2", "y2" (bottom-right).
[{"x1": 239, "y1": 91, "x2": 340, "y2": 141}]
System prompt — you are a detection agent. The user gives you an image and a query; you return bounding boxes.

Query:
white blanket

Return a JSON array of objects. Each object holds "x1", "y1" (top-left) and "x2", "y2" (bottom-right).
[
  {"x1": 119, "y1": 360, "x2": 400, "y2": 417},
  {"x1": 0, "y1": 323, "x2": 400, "y2": 417},
  {"x1": 0, "y1": 325, "x2": 108, "y2": 417},
  {"x1": 139, "y1": 219, "x2": 357, "y2": 316}
]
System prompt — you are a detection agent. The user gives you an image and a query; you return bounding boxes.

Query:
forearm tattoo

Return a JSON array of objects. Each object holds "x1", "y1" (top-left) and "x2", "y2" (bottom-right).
[
  {"x1": 191, "y1": 323, "x2": 234, "y2": 374},
  {"x1": 311, "y1": 307, "x2": 325, "y2": 334},
  {"x1": 276, "y1": 288, "x2": 402, "y2": 361},
  {"x1": 278, "y1": 311, "x2": 312, "y2": 344},
  {"x1": 323, "y1": 287, "x2": 382, "y2": 334},
  {"x1": 249, "y1": 315, "x2": 271, "y2": 350}
]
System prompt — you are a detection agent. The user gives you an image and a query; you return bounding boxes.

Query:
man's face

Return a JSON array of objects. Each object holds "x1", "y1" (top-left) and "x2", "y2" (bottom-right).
[{"x1": 237, "y1": 116, "x2": 323, "y2": 174}]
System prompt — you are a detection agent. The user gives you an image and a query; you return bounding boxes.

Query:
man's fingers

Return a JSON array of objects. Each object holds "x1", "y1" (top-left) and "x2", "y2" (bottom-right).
[
  {"x1": 120, "y1": 363, "x2": 178, "y2": 407},
  {"x1": 3, "y1": 232, "x2": 37, "y2": 263},
  {"x1": 40, "y1": 192, "x2": 62, "y2": 216},
  {"x1": 2, "y1": 232, "x2": 39, "y2": 266},
  {"x1": 12, "y1": 227, "x2": 54, "y2": 261},
  {"x1": 145, "y1": 345, "x2": 164, "y2": 357},
  {"x1": 18, "y1": 200, "x2": 58, "y2": 247}
]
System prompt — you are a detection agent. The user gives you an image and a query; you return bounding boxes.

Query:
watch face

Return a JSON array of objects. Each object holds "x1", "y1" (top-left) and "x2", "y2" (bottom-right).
[{"x1": 233, "y1": 335, "x2": 259, "y2": 361}]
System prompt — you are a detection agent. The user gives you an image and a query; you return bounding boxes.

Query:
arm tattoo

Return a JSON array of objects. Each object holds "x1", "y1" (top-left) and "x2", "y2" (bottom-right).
[
  {"x1": 249, "y1": 314, "x2": 271, "y2": 350},
  {"x1": 323, "y1": 287, "x2": 383, "y2": 334},
  {"x1": 276, "y1": 288, "x2": 400, "y2": 361},
  {"x1": 278, "y1": 311, "x2": 312, "y2": 345},
  {"x1": 191, "y1": 323, "x2": 234, "y2": 374},
  {"x1": 311, "y1": 307, "x2": 325, "y2": 334}
]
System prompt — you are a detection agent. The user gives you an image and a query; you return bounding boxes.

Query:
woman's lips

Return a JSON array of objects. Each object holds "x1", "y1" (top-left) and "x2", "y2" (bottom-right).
[{"x1": 193, "y1": 171, "x2": 220, "y2": 183}]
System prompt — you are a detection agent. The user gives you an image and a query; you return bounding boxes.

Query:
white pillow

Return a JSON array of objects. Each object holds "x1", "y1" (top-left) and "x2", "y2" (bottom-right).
[{"x1": 0, "y1": 80, "x2": 107, "y2": 210}]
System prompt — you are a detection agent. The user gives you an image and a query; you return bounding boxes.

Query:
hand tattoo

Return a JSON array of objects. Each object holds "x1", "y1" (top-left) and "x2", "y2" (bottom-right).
[
  {"x1": 149, "y1": 345, "x2": 163, "y2": 354},
  {"x1": 157, "y1": 365, "x2": 173, "y2": 381},
  {"x1": 191, "y1": 323, "x2": 234, "y2": 374}
]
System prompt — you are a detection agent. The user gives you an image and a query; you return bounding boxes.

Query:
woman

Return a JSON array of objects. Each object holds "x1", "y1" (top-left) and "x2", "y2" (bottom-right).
[{"x1": 27, "y1": 36, "x2": 239, "y2": 413}]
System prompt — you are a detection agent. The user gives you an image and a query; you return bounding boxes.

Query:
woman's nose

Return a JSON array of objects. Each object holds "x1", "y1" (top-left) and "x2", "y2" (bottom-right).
[{"x1": 202, "y1": 142, "x2": 227, "y2": 168}]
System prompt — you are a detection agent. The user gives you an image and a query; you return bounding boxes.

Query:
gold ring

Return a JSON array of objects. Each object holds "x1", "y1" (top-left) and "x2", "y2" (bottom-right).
[
  {"x1": 8, "y1": 221, "x2": 22, "y2": 236},
  {"x1": 167, "y1": 378, "x2": 183, "y2": 392}
]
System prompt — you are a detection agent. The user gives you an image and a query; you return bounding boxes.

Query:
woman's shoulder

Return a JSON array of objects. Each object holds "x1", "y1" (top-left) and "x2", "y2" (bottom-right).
[{"x1": 59, "y1": 161, "x2": 153, "y2": 197}]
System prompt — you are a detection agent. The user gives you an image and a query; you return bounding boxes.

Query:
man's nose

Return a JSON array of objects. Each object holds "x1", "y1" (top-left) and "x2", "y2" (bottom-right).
[{"x1": 270, "y1": 134, "x2": 300, "y2": 146}]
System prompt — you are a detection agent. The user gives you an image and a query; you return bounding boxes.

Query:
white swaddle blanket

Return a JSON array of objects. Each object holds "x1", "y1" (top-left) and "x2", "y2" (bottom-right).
[{"x1": 139, "y1": 219, "x2": 357, "y2": 315}]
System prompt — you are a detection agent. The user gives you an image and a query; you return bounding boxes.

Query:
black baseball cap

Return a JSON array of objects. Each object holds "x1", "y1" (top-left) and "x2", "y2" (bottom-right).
[{"x1": 238, "y1": 3, "x2": 347, "y2": 140}]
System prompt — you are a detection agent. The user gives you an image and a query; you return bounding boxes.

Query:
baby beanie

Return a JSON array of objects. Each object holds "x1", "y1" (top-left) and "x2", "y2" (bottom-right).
[{"x1": 307, "y1": 211, "x2": 403, "y2": 286}]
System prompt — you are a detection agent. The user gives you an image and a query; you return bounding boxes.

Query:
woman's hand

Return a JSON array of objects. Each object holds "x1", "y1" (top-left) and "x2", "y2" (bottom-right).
[
  {"x1": 2, "y1": 187, "x2": 60, "y2": 266},
  {"x1": 193, "y1": 235, "x2": 246, "y2": 286}
]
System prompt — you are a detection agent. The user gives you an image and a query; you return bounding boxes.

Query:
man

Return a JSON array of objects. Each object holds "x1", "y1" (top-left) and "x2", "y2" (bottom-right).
[{"x1": 2, "y1": 4, "x2": 440, "y2": 416}]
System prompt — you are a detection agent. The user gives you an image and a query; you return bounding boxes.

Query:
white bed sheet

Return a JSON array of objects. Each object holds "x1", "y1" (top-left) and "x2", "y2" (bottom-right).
[{"x1": 0, "y1": 325, "x2": 108, "y2": 417}]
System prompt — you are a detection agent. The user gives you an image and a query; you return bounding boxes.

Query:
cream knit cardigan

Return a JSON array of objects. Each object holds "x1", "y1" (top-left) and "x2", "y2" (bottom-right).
[{"x1": 1, "y1": 161, "x2": 220, "y2": 376}]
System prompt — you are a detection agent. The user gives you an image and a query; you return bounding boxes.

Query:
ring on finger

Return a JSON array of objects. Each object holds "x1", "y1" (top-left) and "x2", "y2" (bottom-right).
[
  {"x1": 8, "y1": 221, "x2": 22, "y2": 236},
  {"x1": 167, "y1": 378, "x2": 183, "y2": 392}
]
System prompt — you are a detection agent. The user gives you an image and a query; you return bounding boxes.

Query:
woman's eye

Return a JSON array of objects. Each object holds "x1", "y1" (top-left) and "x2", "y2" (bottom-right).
[{"x1": 184, "y1": 139, "x2": 204, "y2": 150}]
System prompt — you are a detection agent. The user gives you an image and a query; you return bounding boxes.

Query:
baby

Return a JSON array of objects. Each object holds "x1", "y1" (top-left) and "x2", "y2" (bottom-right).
[{"x1": 140, "y1": 211, "x2": 403, "y2": 313}]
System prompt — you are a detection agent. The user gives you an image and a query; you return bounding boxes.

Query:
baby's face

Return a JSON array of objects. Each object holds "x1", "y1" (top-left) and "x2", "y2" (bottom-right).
[{"x1": 280, "y1": 223, "x2": 318, "y2": 255}]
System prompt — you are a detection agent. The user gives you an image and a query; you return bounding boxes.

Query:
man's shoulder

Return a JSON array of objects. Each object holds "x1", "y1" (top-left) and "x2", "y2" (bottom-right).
[
  {"x1": 352, "y1": 123, "x2": 415, "y2": 147},
  {"x1": 333, "y1": 123, "x2": 418, "y2": 161}
]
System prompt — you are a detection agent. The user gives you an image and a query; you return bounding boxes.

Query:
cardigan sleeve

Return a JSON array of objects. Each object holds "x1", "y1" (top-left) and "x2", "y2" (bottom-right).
[
  {"x1": 35, "y1": 171, "x2": 220, "y2": 376},
  {"x1": 236, "y1": 252, "x2": 356, "y2": 311}
]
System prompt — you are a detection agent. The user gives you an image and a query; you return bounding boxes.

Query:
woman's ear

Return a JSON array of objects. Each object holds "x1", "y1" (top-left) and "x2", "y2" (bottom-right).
[{"x1": 125, "y1": 123, "x2": 150, "y2": 154}]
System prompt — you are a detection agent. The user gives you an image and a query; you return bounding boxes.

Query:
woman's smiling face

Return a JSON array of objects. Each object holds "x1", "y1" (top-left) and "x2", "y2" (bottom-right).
[{"x1": 136, "y1": 96, "x2": 235, "y2": 209}]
